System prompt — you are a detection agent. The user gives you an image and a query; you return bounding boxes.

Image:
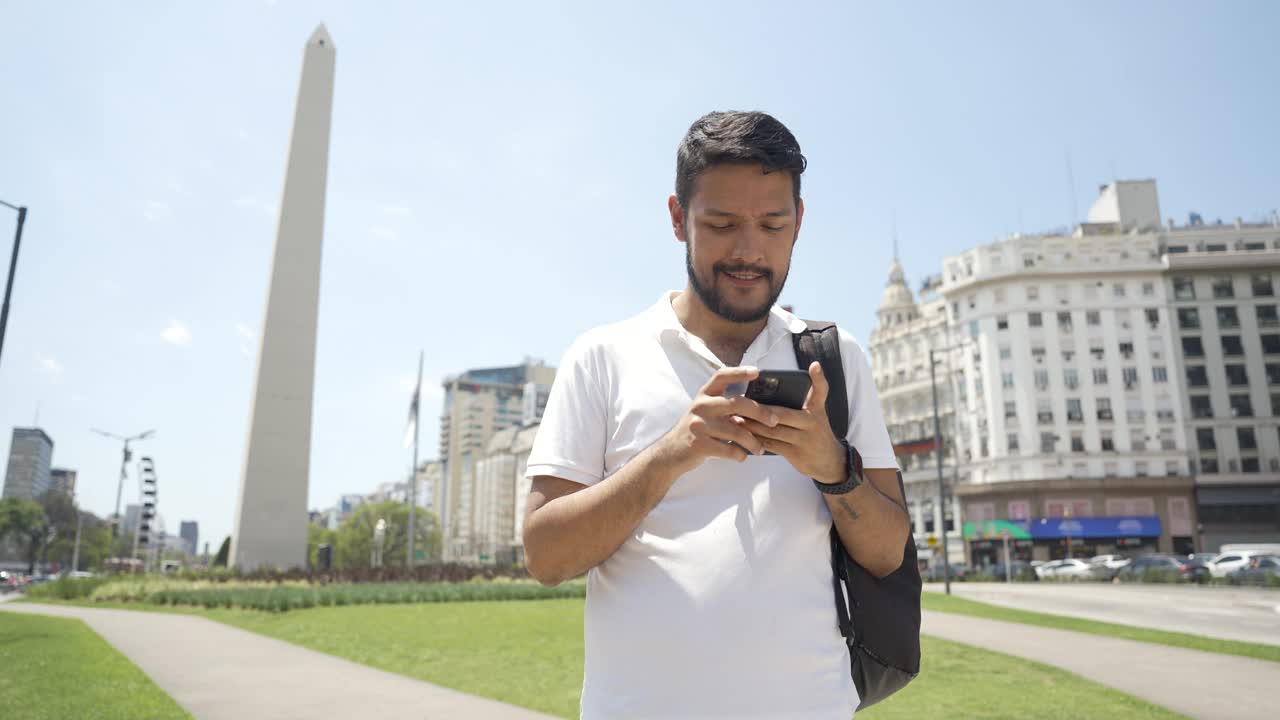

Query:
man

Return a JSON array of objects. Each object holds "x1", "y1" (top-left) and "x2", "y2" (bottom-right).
[{"x1": 523, "y1": 111, "x2": 909, "y2": 719}]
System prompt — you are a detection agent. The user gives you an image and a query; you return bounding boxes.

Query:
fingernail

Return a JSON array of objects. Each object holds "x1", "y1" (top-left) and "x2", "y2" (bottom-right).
[{"x1": 768, "y1": 414, "x2": 778, "y2": 426}]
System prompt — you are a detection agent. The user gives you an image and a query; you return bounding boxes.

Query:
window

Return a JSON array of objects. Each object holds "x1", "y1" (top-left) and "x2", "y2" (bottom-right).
[
  {"x1": 1196, "y1": 428, "x2": 1216, "y2": 451},
  {"x1": 999, "y1": 346, "x2": 1012, "y2": 360},
  {"x1": 1242, "y1": 457, "x2": 1261, "y2": 473},
  {"x1": 1253, "y1": 273, "x2": 1274, "y2": 297},
  {"x1": 1129, "y1": 428, "x2": 1146, "y2": 451},
  {"x1": 1215, "y1": 307, "x2": 1241, "y2": 331},
  {"x1": 1028, "y1": 312, "x2": 1043, "y2": 328},
  {"x1": 1064, "y1": 369, "x2": 1079, "y2": 389},
  {"x1": 1267, "y1": 364, "x2": 1280, "y2": 385},
  {"x1": 1008, "y1": 500, "x2": 1031, "y2": 520},
  {"x1": 1177, "y1": 308, "x2": 1200, "y2": 329},
  {"x1": 1070, "y1": 432, "x2": 1085, "y2": 452},
  {"x1": 1057, "y1": 312, "x2": 1073, "y2": 330},
  {"x1": 1004, "y1": 401, "x2": 1017, "y2": 419},
  {"x1": 1023, "y1": 255, "x2": 1035, "y2": 268},
  {"x1": 1226, "y1": 364, "x2": 1249, "y2": 386},
  {"x1": 1238, "y1": 427, "x2": 1258, "y2": 450},
  {"x1": 1002, "y1": 372, "x2": 1014, "y2": 389},
  {"x1": 1066, "y1": 398, "x2": 1083, "y2": 422},
  {"x1": 997, "y1": 314, "x2": 1009, "y2": 331},
  {"x1": 1230, "y1": 394, "x2": 1254, "y2": 417},
  {"x1": 1142, "y1": 282, "x2": 1155, "y2": 296},
  {"x1": 1222, "y1": 335, "x2": 1245, "y2": 356},
  {"x1": 1026, "y1": 285, "x2": 1039, "y2": 301},
  {"x1": 1135, "y1": 461, "x2": 1149, "y2": 476},
  {"x1": 1153, "y1": 366, "x2": 1168, "y2": 383},
  {"x1": 1090, "y1": 342, "x2": 1105, "y2": 360},
  {"x1": 1200, "y1": 458, "x2": 1220, "y2": 474},
  {"x1": 1191, "y1": 395, "x2": 1213, "y2": 418},
  {"x1": 1145, "y1": 308, "x2": 1160, "y2": 327},
  {"x1": 967, "y1": 295, "x2": 976, "y2": 310},
  {"x1": 1101, "y1": 432, "x2": 1114, "y2": 451},
  {"x1": 1212, "y1": 276, "x2": 1235, "y2": 298},
  {"x1": 1166, "y1": 460, "x2": 1180, "y2": 477},
  {"x1": 1182, "y1": 337, "x2": 1205, "y2": 357},
  {"x1": 1096, "y1": 397, "x2": 1113, "y2": 420},
  {"x1": 952, "y1": 302, "x2": 960, "y2": 320},
  {"x1": 1087, "y1": 311, "x2": 1101, "y2": 326},
  {"x1": 1258, "y1": 305, "x2": 1279, "y2": 327},
  {"x1": 1093, "y1": 368, "x2": 1108, "y2": 385},
  {"x1": 1104, "y1": 462, "x2": 1119, "y2": 478},
  {"x1": 1263, "y1": 335, "x2": 1280, "y2": 354},
  {"x1": 1173, "y1": 277, "x2": 1196, "y2": 300},
  {"x1": 1186, "y1": 365, "x2": 1209, "y2": 387},
  {"x1": 1113, "y1": 283, "x2": 1126, "y2": 298},
  {"x1": 1037, "y1": 397, "x2": 1053, "y2": 423},
  {"x1": 1122, "y1": 367, "x2": 1139, "y2": 388},
  {"x1": 1119, "y1": 341, "x2": 1135, "y2": 358},
  {"x1": 1040, "y1": 432, "x2": 1056, "y2": 453},
  {"x1": 1062, "y1": 348, "x2": 1075, "y2": 362},
  {"x1": 969, "y1": 320, "x2": 979, "y2": 337},
  {"x1": 1034, "y1": 369, "x2": 1049, "y2": 390}
]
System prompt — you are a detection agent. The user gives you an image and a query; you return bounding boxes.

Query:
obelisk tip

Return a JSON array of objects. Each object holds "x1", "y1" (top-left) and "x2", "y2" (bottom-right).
[{"x1": 308, "y1": 24, "x2": 333, "y2": 50}]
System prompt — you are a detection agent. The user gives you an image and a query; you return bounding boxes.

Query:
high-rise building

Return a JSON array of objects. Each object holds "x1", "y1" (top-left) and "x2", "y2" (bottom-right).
[
  {"x1": 3, "y1": 428, "x2": 54, "y2": 501},
  {"x1": 438, "y1": 360, "x2": 555, "y2": 560},
  {"x1": 123, "y1": 504, "x2": 142, "y2": 535},
  {"x1": 415, "y1": 460, "x2": 444, "y2": 512},
  {"x1": 179, "y1": 521, "x2": 199, "y2": 557},
  {"x1": 1160, "y1": 203, "x2": 1280, "y2": 550},
  {"x1": 869, "y1": 261, "x2": 965, "y2": 566},
  {"x1": 48, "y1": 468, "x2": 76, "y2": 496}
]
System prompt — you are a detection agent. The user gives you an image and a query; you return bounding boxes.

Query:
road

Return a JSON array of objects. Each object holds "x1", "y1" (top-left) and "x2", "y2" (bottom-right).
[{"x1": 928, "y1": 582, "x2": 1280, "y2": 646}]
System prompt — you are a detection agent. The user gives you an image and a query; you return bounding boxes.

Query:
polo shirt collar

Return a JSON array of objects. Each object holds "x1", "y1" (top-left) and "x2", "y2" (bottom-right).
[{"x1": 648, "y1": 291, "x2": 809, "y2": 355}]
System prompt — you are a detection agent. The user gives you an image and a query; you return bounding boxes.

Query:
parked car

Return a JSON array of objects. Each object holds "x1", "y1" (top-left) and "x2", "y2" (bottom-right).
[
  {"x1": 1186, "y1": 553, "x2": 1219, "y2": 563},
  {"x1": 1228, "y1": 555, "x2": 1280, "y2": 586},
  {"x1": 924, "y1": 563, "x2": 970, "y2": 582},
  {"x1": 1112, "y1": 554, "x2": 1209, "y2": 583},
  {"x1": 1088, "y1": 554, "x2": 1132, "y2": 571},
  {"x1": 1206, "y1": 551, "x2": 1267, "y2": 579},
  {"x1": 1037, "y1": 559, "x2": 1096, "y2": 580},
  {"x1": 989, "y1": 560, "x2": 1037, "y2": 581}
]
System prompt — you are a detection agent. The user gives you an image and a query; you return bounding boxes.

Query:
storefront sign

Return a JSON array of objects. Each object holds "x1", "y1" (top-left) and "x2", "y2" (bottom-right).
[{"x1": 1030, "y1": 516, "x2": 1161, "y2": 539}]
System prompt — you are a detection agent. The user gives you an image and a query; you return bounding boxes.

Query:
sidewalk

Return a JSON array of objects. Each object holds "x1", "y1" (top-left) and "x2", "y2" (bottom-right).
[
  {"x1": 1, "y1": 602, "x2": 561, "y2": 720},
  {"x1": 922, "y1": 610, "x2": 1278, "y2": 720}
]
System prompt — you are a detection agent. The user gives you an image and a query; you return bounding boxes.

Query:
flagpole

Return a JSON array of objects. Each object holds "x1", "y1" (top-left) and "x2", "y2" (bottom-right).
[{"x1": 407, "y1": 350, "x2": 423, "y2": 569}]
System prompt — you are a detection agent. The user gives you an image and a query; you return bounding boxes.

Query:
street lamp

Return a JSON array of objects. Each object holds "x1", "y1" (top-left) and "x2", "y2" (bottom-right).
[
  {"x1": 929, "y1": 342, "x2": 971, "y2": 596},
  {"x1": 90, "y1": 428, "x2": 156, "y2": 539},
  {"x1": 0, "y1": 199, "x2": 28, "y2": 374}
]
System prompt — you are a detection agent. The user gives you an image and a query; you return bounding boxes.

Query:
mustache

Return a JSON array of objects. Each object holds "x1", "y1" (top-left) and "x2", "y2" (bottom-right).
[{"x1": 714, "y1": 262, "x2": 773, "y2": 279}]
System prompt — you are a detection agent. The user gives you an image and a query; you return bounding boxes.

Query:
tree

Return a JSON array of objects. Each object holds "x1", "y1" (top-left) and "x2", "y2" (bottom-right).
[
  {"x1": 0, "y1": 497, "x2": 51, "y2": 573},
  {"x1": 334, "y1": 501, "x2": 441, "y2": 569},
  {"x1": 213, "y1": 536, "x2": 230, "y2": 567}
]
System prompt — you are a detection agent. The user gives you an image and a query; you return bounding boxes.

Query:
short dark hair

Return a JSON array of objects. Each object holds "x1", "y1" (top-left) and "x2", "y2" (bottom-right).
[{"x1": 675, "y1": 111, "x2": 807, "y2": 210}]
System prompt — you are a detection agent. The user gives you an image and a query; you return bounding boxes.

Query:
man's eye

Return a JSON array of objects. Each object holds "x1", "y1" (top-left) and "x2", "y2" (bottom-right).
[
  {"x1": 763, "y1": 225, "x2": 785, "y2": 232},
  {"x1": 710, "y1": 224, "x2": 734, "y2": 231}
]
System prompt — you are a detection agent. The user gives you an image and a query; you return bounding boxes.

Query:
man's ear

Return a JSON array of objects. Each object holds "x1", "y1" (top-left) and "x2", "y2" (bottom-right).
[
  {"x1": 668, "y1": 195, "x2": 688, "y2": 243},
  {"x1": 793, "y1": 197, "x2": 805, "y2": 246}
]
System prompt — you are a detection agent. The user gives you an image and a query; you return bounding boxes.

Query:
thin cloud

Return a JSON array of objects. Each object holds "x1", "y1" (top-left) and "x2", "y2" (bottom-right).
[
  {"x1": 35, "y1": 352, "x2": 63, "y2": 378},
  {"x1": 161, "y1": 320, "x2": 192, "y2": 347}
]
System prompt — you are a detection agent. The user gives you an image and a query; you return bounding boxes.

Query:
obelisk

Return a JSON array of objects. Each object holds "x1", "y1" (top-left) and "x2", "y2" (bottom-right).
[{"x1": 231, "y1": 25, "x2": 335, "y2": 570}]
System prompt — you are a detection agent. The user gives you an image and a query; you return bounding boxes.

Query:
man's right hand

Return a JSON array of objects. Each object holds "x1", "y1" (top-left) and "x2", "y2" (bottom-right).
[{"x1": 657, "y1": 366, "x2": 782, "y2": 471}]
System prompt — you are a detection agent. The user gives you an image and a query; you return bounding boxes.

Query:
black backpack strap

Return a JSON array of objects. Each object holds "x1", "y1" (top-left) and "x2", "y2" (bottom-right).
[{"x1": 792, "y1": 320, "x2": 854, "y2": 642}]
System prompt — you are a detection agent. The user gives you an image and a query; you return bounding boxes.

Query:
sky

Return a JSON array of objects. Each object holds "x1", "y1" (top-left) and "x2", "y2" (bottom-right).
[{"x1": 1, "y1": 1, "x2": 1278, "y2": 552}]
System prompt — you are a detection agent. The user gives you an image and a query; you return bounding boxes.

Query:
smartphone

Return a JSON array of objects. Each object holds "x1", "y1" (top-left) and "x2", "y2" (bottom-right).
[{"x1": 744, "y1": 370, "x2": 811, "y2": 410}]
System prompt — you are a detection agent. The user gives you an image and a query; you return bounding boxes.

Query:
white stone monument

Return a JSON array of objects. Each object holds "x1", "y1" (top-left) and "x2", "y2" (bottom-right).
[{"x1": 231, "y1": 25, "x2": 336, "y2": 570}]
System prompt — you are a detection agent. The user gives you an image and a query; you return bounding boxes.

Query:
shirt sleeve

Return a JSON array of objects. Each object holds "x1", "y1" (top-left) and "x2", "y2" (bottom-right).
[
  {"x1": 525, "y1": 332, "x2": 609, "y2": 487},
  {"x1": 839, "y1": 330, "x2": 899, "y2": 470}
]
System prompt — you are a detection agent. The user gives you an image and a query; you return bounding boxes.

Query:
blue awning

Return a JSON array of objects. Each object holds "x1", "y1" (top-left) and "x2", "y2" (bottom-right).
[{"x1": 1028, "y1": 516, "x2": 1162, "y2": 539}]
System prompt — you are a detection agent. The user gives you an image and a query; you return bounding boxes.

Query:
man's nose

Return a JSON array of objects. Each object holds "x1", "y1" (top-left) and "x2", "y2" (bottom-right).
[{"x1": 728, "y1": 228, "x2": 767, "y2": 265}]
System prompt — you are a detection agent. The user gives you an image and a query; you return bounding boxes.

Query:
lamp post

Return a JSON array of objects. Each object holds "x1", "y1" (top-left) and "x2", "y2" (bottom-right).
[
  {"x1": 929, "y1": 342, "x2": 970, "y2": 596},
  {"x1": 0, "y1": 199, "x2": 28, "y2": 373},
  {"x1": 90, "y1": 428, "x2": 156, "y2": 539}
]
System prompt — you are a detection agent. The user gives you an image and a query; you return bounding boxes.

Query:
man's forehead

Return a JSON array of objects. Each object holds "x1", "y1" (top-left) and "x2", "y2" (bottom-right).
[{"x1": 688, "y1": 163, "x2": 796, "y2": 214}]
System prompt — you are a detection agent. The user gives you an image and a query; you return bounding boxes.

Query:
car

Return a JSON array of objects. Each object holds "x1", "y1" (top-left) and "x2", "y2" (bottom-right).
[
  {"x1": 1112, "y1": 554, "x2": 1209, "y2": 583},
  {"x1": 1088, "y1": 554, "x2": 1131, "y2": 571},
  {"x1": 1228, "y1": 555, "x2": 1280, "y2": 586},
  {"x1": 1206, "y1": 551, "x2": 1271, "y2": 578},
  {"x1": 989, "y1": 560, "x2": 1037, "y2": 581},
  {"x1": 67, "y1": 570, "x2": 95, "y2": 579},
  {"x1": 1186, "y1": 552, "x2": 1218, "y2": 563},
  {"x1": 1037, "y1": 559, "x2": 1096, "y2": 580},
  {"x1": 924, "y1": 563, "x2": 969, "y2": 582}
]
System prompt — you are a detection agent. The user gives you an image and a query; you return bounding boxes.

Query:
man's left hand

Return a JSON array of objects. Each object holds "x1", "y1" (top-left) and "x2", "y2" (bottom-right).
[{"x1": 735, "y1": 361, "x2": 847, "y2": 485}]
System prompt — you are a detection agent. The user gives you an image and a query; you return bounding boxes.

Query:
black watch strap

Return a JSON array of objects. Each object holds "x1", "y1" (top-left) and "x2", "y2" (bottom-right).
[{"x1": 813, "y1": 440, "x2": 865, "y2": 495}]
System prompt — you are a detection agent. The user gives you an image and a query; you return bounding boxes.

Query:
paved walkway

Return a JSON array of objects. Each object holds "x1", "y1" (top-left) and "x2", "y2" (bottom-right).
[
  {"x1": 923, "y1": 610, "x2": 1279, "y2": 720},
  {"x1": 1, "y1": 602, "x2": 561, "y2": 720}
]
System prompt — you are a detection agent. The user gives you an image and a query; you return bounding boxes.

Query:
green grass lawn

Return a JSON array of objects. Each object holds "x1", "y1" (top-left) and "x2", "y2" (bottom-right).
[
  {"x1": 0, "y1": 611, "x2": 191, "y2": 720},
  {"x1": 201, "y1": 598, "x2": 1184, "y2": 719},
  {"x1": 922, "y1": 592, "x2": 1280, "y2": 663}
]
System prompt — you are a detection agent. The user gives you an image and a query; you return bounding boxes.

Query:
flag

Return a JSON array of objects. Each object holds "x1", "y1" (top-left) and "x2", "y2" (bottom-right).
[{"x1": 403, "y1": 381, "x2": 420, "y2": 449}]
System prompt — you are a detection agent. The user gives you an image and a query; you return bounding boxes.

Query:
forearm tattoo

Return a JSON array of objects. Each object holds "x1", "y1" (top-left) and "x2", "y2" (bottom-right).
[{"x1": 836, "y1": 496, "x2": 861, "y2": 522}]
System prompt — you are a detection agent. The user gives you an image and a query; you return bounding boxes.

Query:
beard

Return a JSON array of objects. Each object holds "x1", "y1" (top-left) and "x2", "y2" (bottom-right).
[{"x1": 685, "y1": 243, "x2": 789, "y2": 324}]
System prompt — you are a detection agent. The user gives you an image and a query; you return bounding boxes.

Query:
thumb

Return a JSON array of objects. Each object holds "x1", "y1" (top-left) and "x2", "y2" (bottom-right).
[{"x1": 805, "y1": 361, "x2": 829, "y2": 411}]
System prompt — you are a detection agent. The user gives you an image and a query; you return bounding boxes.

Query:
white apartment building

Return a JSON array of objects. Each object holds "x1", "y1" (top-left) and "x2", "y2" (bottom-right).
[
  {"x1": 471, "y1": 423, "x2": 540, "y2": 565},
  {"x1": 1161, "y1": 207, "x2": 1280, "y2": 550},
  {"x1": 869, "y1": 259, "x2": 966, "y2": 566}
]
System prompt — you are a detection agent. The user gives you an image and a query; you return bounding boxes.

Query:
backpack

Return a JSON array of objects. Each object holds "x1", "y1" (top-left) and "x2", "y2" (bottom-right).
[{"x1": 793, "y1": 320, "x2": 922, "y2": 710}]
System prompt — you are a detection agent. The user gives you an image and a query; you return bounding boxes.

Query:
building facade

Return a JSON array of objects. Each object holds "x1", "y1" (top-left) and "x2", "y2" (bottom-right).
[
  {"x1": 3, "y1": 428, "x2": 54, "y2": 501},
  {"x1": 438, "y1": 360, "x2": 555, "y2": 560},
  {"x1": 179, "y1": 521, "x2": 199, "y2": 557},
  {"x1": 1161, "y1": 208, "x2": 1280, "y2": 550},
  {"x1": 48, "y1": 468, "x2": 76, "y2": 497}
]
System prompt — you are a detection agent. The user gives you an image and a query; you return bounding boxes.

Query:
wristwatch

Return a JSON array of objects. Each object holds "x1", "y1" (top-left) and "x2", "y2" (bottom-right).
[{"x1": 813, "y1": 439, "x2": 865, "y2": 495}]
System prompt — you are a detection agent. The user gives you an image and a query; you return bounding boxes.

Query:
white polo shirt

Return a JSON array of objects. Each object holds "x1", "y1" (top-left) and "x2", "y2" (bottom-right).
[{"x1": 526, "y1": 293, "x2": 898, "y2": 720}]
